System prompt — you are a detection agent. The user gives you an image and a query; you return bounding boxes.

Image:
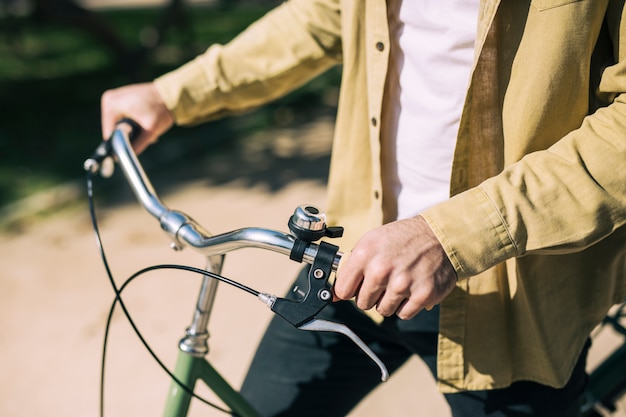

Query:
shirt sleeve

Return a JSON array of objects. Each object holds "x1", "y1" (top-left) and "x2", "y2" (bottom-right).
[
  {"x1": 422, "y1": 5, "x2": 626, "y2": 279},
  {"x1": 153, "y1": 0, "x2": 342, "y2": 125}
]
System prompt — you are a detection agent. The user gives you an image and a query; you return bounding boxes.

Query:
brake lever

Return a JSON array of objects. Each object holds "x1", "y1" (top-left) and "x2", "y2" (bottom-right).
[
  {"x1": 258, "y1": 207, "x2": 389, "y2": 381},
  {"x1": 299, "y1": 319, "x2": 389, "y2": 382},
  {"x1": 258, "y1": 291, "x2": 390, "y2": 382}
]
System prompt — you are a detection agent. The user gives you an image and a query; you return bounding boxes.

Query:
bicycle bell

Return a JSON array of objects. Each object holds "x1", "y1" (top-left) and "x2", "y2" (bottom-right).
[{"x1": 288, "y1": 205, "x2": 343, "y2": 242}]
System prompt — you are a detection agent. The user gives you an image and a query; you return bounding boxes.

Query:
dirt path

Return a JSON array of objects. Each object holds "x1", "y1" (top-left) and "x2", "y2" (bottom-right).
[
  {"x1": 1, "y1": 115, "x2": 624, "y2": 417},
  {"x1": 0, "y1": 180, "x2": 449, "y2": 417}
]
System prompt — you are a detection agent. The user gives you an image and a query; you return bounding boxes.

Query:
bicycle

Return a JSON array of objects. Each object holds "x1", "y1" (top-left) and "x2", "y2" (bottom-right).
[
  {"x1": 581, "y1": 300, "x2": 626, "y2": 416},
  {"x1": 83, "y1": 119, "x2": 389, "y2": 417},
  {"x1": 85, "y1": 120, "x2": 626, "y2": 417}
]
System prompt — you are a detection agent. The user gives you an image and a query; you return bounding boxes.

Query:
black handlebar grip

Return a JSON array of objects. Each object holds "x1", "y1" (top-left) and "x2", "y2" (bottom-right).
[
  {"x1": 84, "y1": 118, "x2": 143, "y2": 175},
  {"x1": 117, "y1": 118, "x2": 142, "y2": 142}
]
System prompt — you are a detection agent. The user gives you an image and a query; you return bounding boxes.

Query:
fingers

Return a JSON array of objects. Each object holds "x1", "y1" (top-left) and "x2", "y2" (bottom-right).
[
  {"x1": 335, "y1": 246, "x2": 422, "y2": 316},
  {"x1": 101, "y1": 89, "x2": 118, "y2": 140},
  {"x1": 332, "y1": 216, "x2": 457, "y2": 320},
  {"x1": 355, "y1": 282, "x2": 387, "y2": 311},
  {"x1": 395, "y1": 298, "x2": 427, "y2": 320},
  {"x1": 100, "y1": 83, "x2": 174, "y2": 154},
  {"x1": 334, "y1": 246, "x2": 388, "y2": 309},
  {"x1": 336, "y1": 256, "x2": 438, "y2": 319},
  {"x1": 336, "y1": 270, "x2": 434, "y2": 319},
  {"x1": 374, "y1": 290, "x2": 404, "y2": 317},
  {"x1": 373, "y1": 282, "x2": 432, "y2": 319},
  {"x1": 368, "y1": 270, "x2": 410, "y2": 315},
  {"x1": 333, "y1": 249, "x2": 365, "y2": 301}
]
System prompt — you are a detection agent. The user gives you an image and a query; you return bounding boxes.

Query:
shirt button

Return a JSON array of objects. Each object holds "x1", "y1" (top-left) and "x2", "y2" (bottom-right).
[
  {"x1": 376, "y1": 42, "x2": 385, "y2": 51},
  {"x1": 371, "y1": 117, "x2": 377, "y2": 127}
]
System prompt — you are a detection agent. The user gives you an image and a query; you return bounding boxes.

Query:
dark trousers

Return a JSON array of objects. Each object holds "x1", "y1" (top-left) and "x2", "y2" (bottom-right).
[{"x1": 240, "y1": 267, "x2": 589, "y2": 416}]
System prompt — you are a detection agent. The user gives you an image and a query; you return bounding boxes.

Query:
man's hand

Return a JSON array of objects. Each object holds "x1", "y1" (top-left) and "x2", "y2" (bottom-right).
[
  {"x1": 333, "y1": 216, "x2": 457, "y2": 320},
  {"x1": 101, "y1": 82, "x2": 174, "y2": 154}
]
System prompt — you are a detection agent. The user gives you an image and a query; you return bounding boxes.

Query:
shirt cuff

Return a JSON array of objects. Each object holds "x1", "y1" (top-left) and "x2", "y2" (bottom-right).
[{"x1": 421, "y1": 186, "x2": 519, "y2": 279}]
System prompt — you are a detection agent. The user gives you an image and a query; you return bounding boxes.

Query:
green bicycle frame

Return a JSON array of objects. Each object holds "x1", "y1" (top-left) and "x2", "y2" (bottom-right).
[
  {"x1": 580, "y1": 302, "x2": 626, "y2": 416},
  {"x1": 586, "y1": 343, "x2": 626, "y2": 413},
  {"x1": 159, "y1": 251, "x2": 261, "y2": 417},
  {"x1": 163, "y1": 350, "x2": 261, "y2": 417}
]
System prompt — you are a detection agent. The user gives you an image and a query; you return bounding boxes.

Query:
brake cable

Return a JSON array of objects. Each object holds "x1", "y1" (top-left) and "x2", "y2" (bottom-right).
[{"x1": 88, "y1": 170, "x2": 253, "y2": 417}]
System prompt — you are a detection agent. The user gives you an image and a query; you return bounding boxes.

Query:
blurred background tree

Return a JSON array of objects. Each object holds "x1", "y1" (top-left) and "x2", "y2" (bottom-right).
[{"x1": 0, "y1": 0, "x2": 340, "y2": 215}]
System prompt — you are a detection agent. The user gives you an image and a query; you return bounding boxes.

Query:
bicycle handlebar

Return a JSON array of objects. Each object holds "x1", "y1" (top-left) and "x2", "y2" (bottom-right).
[
  {"x1": 84, "y1": 120, "x2": 341, "y2": 271},
  {"x1": 84, "y1": 120, "x2": 388, "y2": 382}
]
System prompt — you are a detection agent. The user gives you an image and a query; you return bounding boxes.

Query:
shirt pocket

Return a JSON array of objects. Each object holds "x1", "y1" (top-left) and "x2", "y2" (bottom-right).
[{"x1": 529, "y1": 0, "x2": 586, "y2": 11}]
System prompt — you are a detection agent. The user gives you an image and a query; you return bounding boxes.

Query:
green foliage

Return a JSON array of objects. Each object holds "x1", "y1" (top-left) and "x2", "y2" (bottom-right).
[{"x1": 0, "y1": 4, "x2": 339, "y2": 207}]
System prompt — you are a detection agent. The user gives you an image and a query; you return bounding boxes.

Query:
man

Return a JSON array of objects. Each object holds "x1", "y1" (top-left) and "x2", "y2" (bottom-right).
[{"x1": 101, "y1": 0, "x2": 626, "y2": 415}]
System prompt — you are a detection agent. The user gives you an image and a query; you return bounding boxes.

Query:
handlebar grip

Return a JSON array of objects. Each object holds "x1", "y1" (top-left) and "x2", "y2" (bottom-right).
[
  {"x1": 117, "y1": 118, "x2": 142, "y2": 141},
  {"x1": 83, "y1": 118, "x2": 143, "y2": 176}
]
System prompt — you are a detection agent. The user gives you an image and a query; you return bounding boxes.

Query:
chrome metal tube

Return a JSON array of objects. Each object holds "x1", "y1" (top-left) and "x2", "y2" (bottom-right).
[
  {"x1": 179, "y1": 255, "x2": 224, "y2": 357},
  {"x1": 107, "y1": 123, "x2": 342, "y2": 272},
  {"x1": 109, "y1": 125, "x2": 168, "y2": 220},
  {"x1": 177, "y1": 225, "x2": 340, "y2": 271}
]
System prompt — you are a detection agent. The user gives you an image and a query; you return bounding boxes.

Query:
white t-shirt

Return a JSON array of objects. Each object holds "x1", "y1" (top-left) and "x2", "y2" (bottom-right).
[{"x1": 381, "y1": 0, "x2": 479, "y2": 221}]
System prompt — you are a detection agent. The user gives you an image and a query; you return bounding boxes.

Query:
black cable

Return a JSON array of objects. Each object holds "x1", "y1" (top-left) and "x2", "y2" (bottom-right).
[
  {"x1": 101, "y1": 265, "x2": 242, "y2": 415},
  {"x1": 87, "y1": 171, "x2": 259, "y2": 417}
]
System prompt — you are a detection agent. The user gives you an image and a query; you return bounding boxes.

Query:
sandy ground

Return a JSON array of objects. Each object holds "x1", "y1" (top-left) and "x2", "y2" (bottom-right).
[{"x1": 1, "y1": 115, "x2": 625, "y2": 417}]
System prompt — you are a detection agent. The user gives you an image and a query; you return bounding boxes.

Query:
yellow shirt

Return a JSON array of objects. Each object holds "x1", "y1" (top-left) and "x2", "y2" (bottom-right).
[{"x1": 155, "y1": 0, "x2": 626, "y2": 393}]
